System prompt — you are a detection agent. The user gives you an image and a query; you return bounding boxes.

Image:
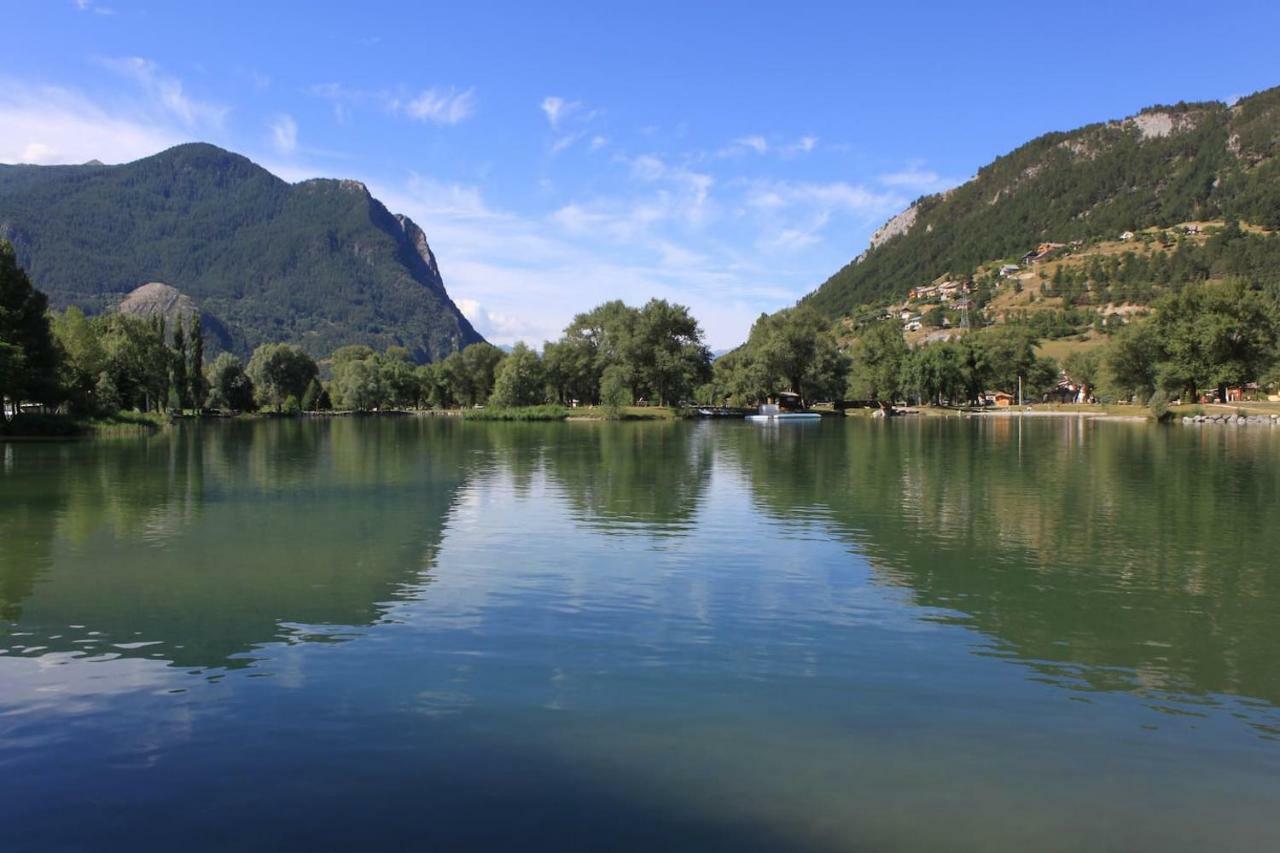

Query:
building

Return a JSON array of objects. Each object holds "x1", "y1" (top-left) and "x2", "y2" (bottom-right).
[{"x1": 1020, "y1": 242, "x2": 1067, "y2": 265}]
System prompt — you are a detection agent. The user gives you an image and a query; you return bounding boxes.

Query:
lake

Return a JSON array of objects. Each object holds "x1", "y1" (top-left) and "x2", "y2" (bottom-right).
[{"x1": 2, "y1": 416, "x2": 1278, "y2": 851}]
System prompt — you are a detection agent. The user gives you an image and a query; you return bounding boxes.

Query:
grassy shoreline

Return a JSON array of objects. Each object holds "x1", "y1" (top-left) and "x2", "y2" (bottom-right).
[{"x1": 0, "y1": 410, "x2": 170, "y2": 439}]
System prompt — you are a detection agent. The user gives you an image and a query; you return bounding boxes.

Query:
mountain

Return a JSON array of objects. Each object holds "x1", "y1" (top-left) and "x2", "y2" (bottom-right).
[
  {"x1": 804, "y1": 86, "x2": 1280, "y2": 318},
  {"x1": 116, "y1": 281, "x2": 236, "y2": 351},
  {"x1": 0, "y1": 143, "x2": 482, "y2": 362}
]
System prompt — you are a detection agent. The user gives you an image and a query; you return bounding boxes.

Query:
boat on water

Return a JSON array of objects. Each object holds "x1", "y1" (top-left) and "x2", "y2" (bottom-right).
[{"x1": 746, "y1": 400, "x2": 822, "y2": 423}]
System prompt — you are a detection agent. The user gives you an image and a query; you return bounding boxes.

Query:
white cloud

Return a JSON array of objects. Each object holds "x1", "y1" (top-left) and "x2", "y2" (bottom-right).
[
  {"x1": 312, "y1": 83, "x2": 476, "y2": 126},
  {"x1": 589, "y1": 135, "x2": 608, "y2": 151},
  {"x1": 781, "y1": 135, "x2": 818, "y2": 156},
  {"x1": 0, "y1": 81, "x2": 188, "y2": 165},
  {"x1": 541, "y1": 96, "x2": 580, "y2": 130},
  {"x1": 399, "y1": 87, "x2": 475, "y2": 125},
  {"x1": 878, "y1": 163, "x2": 959, "y2": 195},
  {"x1": 98, "y1": 57, "x2": 228, "y2": 129},
  {"x1": 734, "y1": 135, "x2": 768, "y2": 155},
  {"x1": 744, "y1": 179, "x2": 898, "y2": 213},
  {"x1": 269, "y1": 114, "x2": 298, "y2": 154},
  {"x1": 74, "y1": 0, "x2": 115, "y2": 14}
]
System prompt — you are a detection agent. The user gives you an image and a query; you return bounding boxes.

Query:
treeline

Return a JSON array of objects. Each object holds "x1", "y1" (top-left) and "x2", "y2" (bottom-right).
[
  {"x1": 709, "y1": 308, "x2": 1060, "y2": 407},
  {"x1": 3, "y1": 242, "x2": 716, "y2": 420}
]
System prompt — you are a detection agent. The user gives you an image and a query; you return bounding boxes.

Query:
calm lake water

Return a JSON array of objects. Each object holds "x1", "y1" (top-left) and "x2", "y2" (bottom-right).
[{"x1": 2, "y1": 416, "x2": 1279, "y2": 851}]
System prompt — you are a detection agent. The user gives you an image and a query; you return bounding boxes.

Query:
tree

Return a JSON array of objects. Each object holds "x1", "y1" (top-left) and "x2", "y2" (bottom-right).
[
  {"x1": 206, "y1": 353, "x2": 256, "y2": 412},
  {"x1": 490, "y1": 343, "x2": 547, "y2": 408},
  {"x1": 1103, "y1": 319, "x2": 1161, "y2": 401},
  {"x1": 50, "y1": 307, "x2": 107, "y2": 415},
  {"x1": 1153, "y1": 279, "x2": 1279, "y2": 402},
  {"x1": 543, "y1": 337, "x2": 602, "y2": 405},
  {"x1": 97, "y1": 314, "x2": 170, "y2": 411},
  {"x1": 599, "y1": 364, "x2": 631, "y2": 419},
  {"x1": 300, "y1": 377, "x2": 331, "y2": 412},
  {"x1": 187, "y1": 315, "x2": 207, "y2": 412},
  {"x1": 171, "y1": 323, "x2": 189, "y2": 410},
  {"x1": 847, "y1": 320, "x2": 909, "y2": 402},
  {"x1": 901, "y1": 342, "x2": 966, "y2": 405},
  {"x1": 961, "y1": 325, "x2": 1043, "y2": 400},
  {"x1": 415, "y1": 363, "x2": 452, "y2": 409},
  {"x1": 0, "y1": 241, "x2": 61, "y2": 414},
  {"x1": 378, "y1": 353, "x2": 419, "y2": 409},
  {"x1": 1062, "y1": 349, "x2": 1102, "y2": 401},
  {"x1": 442, "y1": 342, "x2": 505, "y2": 407},
  {"x1": 732, "y1": 306, "x2": 848, "y2": 405},
  {"x1": 559, "y1": 300, "x2": 638, "y2": 401},
  {"x1": 246, "y1": 343, "x2": 318, "y2": 411},
  {"x1": 331, "y1": 357, "x2": 383, "y2": 411},
  {"x1": 621, "y1": 299, "x2": 711, "y2": 406}
]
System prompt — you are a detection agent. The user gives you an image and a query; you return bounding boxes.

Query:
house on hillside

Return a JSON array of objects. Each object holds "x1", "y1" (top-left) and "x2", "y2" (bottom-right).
[
  {"x1": 1119, "y1": 231, "x2": 1135, "y2": 241},
  {"x1": 998, "y1": 264, "x2": 1021, "y2": 277},
  {"x1": 1020, "y1": 242, "x2": 1066, "y2": 265}
]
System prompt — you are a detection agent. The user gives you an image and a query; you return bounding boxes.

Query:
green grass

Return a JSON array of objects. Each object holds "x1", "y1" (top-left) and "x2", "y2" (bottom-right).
[
  {"x1": 462, "y1": 405, "x2": 571, "y2": 421},
  {"x1": 0, "y1": 409, "x2": 169, "y2": 438},
  {"x1": 567, "y1": 405, "x2": 694, "y2": 421}
]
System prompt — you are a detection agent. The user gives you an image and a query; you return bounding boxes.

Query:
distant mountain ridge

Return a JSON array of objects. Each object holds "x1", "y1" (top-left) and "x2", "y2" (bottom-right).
[
  {"x1": 804, "y1": 86, "x2": 1280, "y2": 317},
  {"x1": 0, "y1": 143, "x2": 482, "y2": 361}
]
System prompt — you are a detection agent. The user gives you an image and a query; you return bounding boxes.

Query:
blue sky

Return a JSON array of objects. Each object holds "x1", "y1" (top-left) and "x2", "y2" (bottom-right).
[{"x1": 4, "y1": 1, "x2": 1280, "y2": 348}]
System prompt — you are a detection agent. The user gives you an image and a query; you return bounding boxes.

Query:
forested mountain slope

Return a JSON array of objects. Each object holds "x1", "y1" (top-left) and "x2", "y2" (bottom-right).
[
  {"x1": 805, "y1": 86, "x2": 1280, "y2": 318},
  {"x1": 0, "y1": 143, "x2": 482, "y2": 361}
]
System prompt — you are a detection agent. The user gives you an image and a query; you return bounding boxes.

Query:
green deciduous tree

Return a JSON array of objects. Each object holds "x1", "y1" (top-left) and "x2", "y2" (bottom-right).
[
  {"x1": 726, "y1": 306, "x2": 848, "y2": 405},
  {"x1": 206, "y1": 352, "x2": 256, "y2": 411},
  {"x1": 847, "y1": 320, "x2": 909, "y2": 402},
  {"x1": 1153, "y1": 279, "x2": 1279, "y2": 402},
  {"x1": 50, "y1": 306, "x2": 107, "y2": 415},
  {"x1": 331, "y1": 357, "x2": 384, "y2": 411},
  {"x1": 246, "y1": 343, "x2": 319, "y2": 411},
  {"x1": 187, "y1": 315, "x2": 207, "y2": 411},
  {"x1": 490, "y1": 343, "x2": 547, "y2": 408},
  {"x1": 0, "y1": 241, "x2": 61, "y2": 414},
  {"x1": 621, "y1": 299, "x2": 711, "y2": 406},
  {"x1": 171, "y1": 323, "x2": 189, "y2": 410}
]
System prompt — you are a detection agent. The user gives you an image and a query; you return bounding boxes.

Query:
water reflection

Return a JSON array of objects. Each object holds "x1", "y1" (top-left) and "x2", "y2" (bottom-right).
[
  {"x1": 3, "y1": 417, "x2": 1280, "y2": 852},
  {"x1": 718, "y1": 417, "x2": 1280, "y2": 727},
  {"x1": 0, "y1": 419, "x2": 472, "y2": 669}
]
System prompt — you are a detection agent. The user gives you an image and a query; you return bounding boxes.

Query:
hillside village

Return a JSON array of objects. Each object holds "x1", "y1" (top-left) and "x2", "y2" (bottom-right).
[{"x1": 831, "y1": 219, "x2": 1280, "y2": 405}]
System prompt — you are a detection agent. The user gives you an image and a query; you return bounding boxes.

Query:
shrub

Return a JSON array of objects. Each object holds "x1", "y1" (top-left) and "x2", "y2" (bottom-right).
[{"x1": 1147, "y1": 390, "x2": 1170, "y2": 421}]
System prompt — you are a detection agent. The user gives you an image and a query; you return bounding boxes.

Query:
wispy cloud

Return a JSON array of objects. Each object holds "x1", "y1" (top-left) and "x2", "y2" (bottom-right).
[
  {"x1": 269, "y1": 114, "x2": 298, "y2": 154},
  {"x1": 878, "y1": 162, "x2": 960, "y2": 195},
  {"x1": 397, "y1": 86, "x2": 476, "y2": 125},
  {"x1": 540, "y1": 95, "x2": 603, "y2": 154},
  {"x1": 310, "y1": 82, "x2": 476, "y2": 126},
  {"x1": 780, "y1": 135, "x2": 818, "y2": 156},
  {"x1": 74, "y1": 0, "x2": 115, "y2": 15},
  {"x1": 98, "y1": 56, "x2": 228, "y2": 129},
  {"x1": 540, "y1": 96, "x2": 580, "y2": 130}
]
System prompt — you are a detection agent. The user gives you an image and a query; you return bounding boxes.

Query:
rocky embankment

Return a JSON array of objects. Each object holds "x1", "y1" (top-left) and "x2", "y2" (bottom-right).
[{"x1": 1182, "y1": 413, "x2": 1279, "y2": 426}]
